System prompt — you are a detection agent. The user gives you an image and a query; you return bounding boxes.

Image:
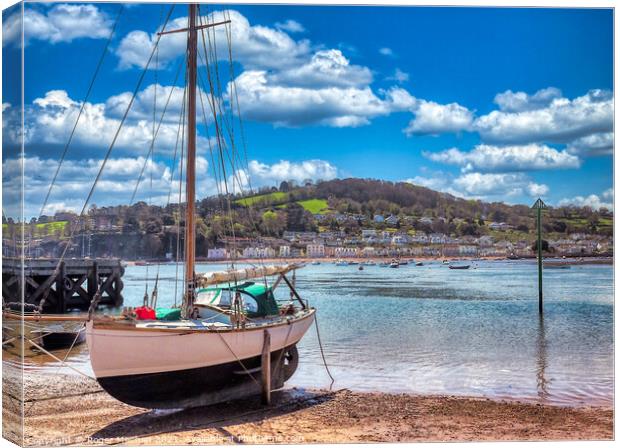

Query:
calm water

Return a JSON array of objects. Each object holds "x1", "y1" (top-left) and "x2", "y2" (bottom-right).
[{"x1": 22, "y1": 260, "x2": 614, "y2": 407}]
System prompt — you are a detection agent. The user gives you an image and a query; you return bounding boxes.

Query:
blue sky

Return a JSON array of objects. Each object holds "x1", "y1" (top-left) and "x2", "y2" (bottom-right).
[{"x1": 1, "y1": 3, "x2": 614, "y2": 218}]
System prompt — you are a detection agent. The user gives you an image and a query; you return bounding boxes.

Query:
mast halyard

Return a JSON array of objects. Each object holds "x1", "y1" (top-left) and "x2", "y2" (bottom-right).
[{"x1": 184, "y1": 3, "x2": 198, "y2": 317}]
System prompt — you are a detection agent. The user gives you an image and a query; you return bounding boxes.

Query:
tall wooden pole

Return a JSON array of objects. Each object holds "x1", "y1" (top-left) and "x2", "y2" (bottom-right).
[
  {"x1": 532, "y1": 198, "x2": 546, "y2": 315},
  {"x1": 537, "y1": 207, "x2": 543, "y2": 314},
  {"x1": 184, "y1": 4, "x2": 198, "y2": 316}
]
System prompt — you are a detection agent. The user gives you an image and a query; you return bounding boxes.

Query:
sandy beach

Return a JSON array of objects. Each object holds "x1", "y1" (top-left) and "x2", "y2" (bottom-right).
[{"x1": 2, "y1": 370, "x2": 613, "y2": 445}]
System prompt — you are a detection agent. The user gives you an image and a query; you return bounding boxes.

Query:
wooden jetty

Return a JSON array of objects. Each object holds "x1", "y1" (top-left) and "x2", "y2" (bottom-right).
[{"x1": 2, "y1": 258, "x2": 124, "y2": 313}]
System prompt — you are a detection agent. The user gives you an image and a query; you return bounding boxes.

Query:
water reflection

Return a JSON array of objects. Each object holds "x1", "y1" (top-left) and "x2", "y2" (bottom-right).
[{"x1": 536, "y1": 314, "x2": 550, "y2": 400}]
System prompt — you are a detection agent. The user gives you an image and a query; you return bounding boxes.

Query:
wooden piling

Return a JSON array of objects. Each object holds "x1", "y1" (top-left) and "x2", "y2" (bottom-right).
[
  {"x1": 261, "y1": 329, "x2": 271, "y2": 405},
  {"x1": 88, "y1": 261, "x2": 99, "y2": 298},
  {"x1": 57, "y1": 261, "x2": 66, "y2": 313}
]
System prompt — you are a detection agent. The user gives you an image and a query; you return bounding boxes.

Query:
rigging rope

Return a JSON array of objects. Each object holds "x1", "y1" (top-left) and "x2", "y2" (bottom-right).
[
  {"x1": 197, "y1": 8, "x2": 271, "y2": 276},
  {"x1": 76, "y1": 5, "x2": 174, "y2": 226},
  {"x1": 176, "y1": 82, "x2": 187, "y2": 307},
  {"x1": 197, "y1": 8, "x2": 266, "y2": 271},
  {"x1": 38, "y1": 4, "x2": 124, "y2": 219},
  {"x1": 145, "y1": 4, "x2": 163, "y2": 294},
  {"x1": 129, "y1": 56, "x2": 185, "y2": 205},
  {"x1": 198, "y1": 26, "x2": 239, "y2": 272},
  {"x1": 37, "y1": 5, "x2": 175, "y2": 314}
]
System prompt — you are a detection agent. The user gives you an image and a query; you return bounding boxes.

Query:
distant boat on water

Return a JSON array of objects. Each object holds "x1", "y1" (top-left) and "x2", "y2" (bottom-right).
[
  {"x1": 415, "y1": 261, "x2": 424, "y2": 266},
  {"x1": 335, "y1": 260, "x2": 348, "y2": 266},
  {"x1": 449, "y1": 263, "x2": 471, "y2": 270},
  {"x1": 389, "y1": 260, "x2": 399, "y2": 268},
  {"x1": 544, "y1": 261, "x2": 571, "y2": 269}
]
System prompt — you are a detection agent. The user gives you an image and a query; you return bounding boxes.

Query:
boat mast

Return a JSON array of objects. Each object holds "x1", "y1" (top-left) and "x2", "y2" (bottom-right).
[
  {"x1": 154, "y1": 4, "x2": 229, "y2": 317},
  {"x1": 184, "y1": 3, "x2": 198, "y2": 316}
]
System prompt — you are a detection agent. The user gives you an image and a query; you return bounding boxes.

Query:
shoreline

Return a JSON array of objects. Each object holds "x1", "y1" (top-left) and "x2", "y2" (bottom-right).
[
  {"x1": 2, "y1": 371, "x2": 613, "y2": 445},
  {"x1": 125, "y1": 255, "x2": 613, "y2": 266}
]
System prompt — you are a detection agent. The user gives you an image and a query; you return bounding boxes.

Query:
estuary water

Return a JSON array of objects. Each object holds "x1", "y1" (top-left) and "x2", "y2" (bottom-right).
[{"x1": 23, "y1": 260, "x2": 615, "y2": 407}]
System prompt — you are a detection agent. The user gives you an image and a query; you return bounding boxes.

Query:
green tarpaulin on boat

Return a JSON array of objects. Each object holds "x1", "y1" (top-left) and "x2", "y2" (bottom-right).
[
  {"x1": 155, "y1": 307, "x2": 182, "y2": 321},
  {"x1": 195, "y1": 281, "x2": 279, "y2": 317}
]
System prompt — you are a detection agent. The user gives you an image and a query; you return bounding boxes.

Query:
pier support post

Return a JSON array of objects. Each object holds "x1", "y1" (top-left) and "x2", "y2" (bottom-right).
[
  {"x1": 113, "y1": 267, "x2": 123, "y2": 307},
  {"x1": 88, "y1": 261, "x2": 99, "y2": 300},
  {"x1": 261, "y1": 329, "x2": 271, "y2": 405},
  {"x1": 56, "y1": 261, "x2": 66, "y2": 313}
]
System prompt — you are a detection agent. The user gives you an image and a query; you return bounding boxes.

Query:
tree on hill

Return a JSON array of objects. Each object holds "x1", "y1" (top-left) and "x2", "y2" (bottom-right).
[
  {"x1": 285, "y1": 203, "x2": 316, "y2": 232},
  {"x1": 261, "y1": 210, "x2": 287, "y2": 236}
]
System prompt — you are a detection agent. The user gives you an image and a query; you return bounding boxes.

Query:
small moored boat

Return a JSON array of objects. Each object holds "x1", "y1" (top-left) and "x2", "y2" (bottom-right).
[{"x1": 448, "y1": 263, "x2": 471, "y2": 270}]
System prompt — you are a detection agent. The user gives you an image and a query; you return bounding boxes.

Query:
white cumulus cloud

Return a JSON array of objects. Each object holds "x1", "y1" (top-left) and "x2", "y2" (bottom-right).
[
  {"x1": 274, "y1": 19, "x2": 305, "y2": 33},
  {"x1": 404, "y1": 100, "x2": 474, "y2": 136},
  {"x1": 475, "y1": 89, "x2": 613, "y2": 144},
  {"x1": 248, "y1": 159, "x2": 338, "y2": 185},
  {"x1": 116, "y1": 10, "x2": 311, "y2": 70},
  {"x1": 4, "y1": 4, "x2": 113, "y2": 47},
  {"x1": 6, "y1": 88, "x2": 213, "y2": 157},
  {"x1": 453, "y1": 172, "x2": 548, "y2": 199},
  {"x1": 269, "y1": 49, "x2": 373, "y2": 88},
  {"x1": 423, "y1": 143, "x2": 580, "y2": 172},
  {"x1": 231, "y1": 71, "x2": 412, "y2": 127},
  {"x1": 4, "y1": 153, "x2": 338, "y2": 218},
  {"x1": 404, "y1": 171, "x2": 546, "y2": 201},
  {"x1": 566, "y1": 132, "x2": 613, "y2": 157},
  {"x1": 493, "y1": 87, "x2": 562, "y2": 112},
  {"x1": 2, "y1": 155, "x2": 179, "y2": 218},
  {"x1": 558, "y1": 189, "x2": 613, "y2": 211},
  {"x1": 526, "y1": 182, "x2": 549, "y2": 197},
  {"x1": 113, "y1": 9, "x2": 432, "y2": 130}
]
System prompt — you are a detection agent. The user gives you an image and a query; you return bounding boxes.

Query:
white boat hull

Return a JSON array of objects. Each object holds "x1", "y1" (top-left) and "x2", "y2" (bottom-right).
[{"x1": 85, "y1": 310, "x2": 315, "y2": 408}]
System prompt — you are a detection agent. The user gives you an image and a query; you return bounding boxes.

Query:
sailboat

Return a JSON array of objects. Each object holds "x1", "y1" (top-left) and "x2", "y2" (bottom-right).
[{"x1": 84, "y1": 5, "x2": 316, "y2": 409}]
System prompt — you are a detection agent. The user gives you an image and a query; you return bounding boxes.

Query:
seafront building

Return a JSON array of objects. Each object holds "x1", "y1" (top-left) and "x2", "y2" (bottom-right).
[
  {"x1": 207, "y1": 248, "x2": 228, "y2": 260},
  {"x1": 306, "y1": 244, "x2": 326, "y2": 258},
  {"x1": 242, "y1": 247, "x2": 276, "y2": 259}
]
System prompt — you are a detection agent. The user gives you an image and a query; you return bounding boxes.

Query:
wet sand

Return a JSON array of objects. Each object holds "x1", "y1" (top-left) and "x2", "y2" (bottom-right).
[{"x1": 3, "y1": 370, "x2": 613, "y2": 446}]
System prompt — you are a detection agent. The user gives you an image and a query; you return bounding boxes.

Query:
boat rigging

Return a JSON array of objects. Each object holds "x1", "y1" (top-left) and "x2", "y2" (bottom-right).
[{"x1": 5, "y1": 3, "x2": 318, "y2": 410}]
